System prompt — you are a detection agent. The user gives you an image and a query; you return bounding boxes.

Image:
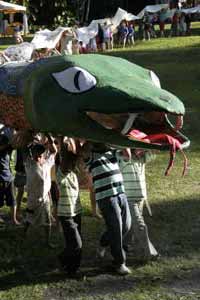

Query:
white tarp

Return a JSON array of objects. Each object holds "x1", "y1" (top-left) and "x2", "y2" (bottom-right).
[
  {"x1": 76, "y1": 22, "x2": 98, "y2": 45},
  {"x1": 4, "y1": 42, "x2": 34, "y2": 61},
  {"x1": 125, "y1": 13, "x2": 140, "y2": 21},
  {"x1": 31, "y1": 7, "x2": 139, "y2": 47},
  {"x1": 31, "y1": 27, "x2": 71, "y2": 50},
  {"x1": 111, "y1": 7, "x2": 140, "y2": 24},
  {"x1": 137, "y1": 4, "x2": 169, "y2": 18},
  {"x1": 181, "y1": 5, "x2": 200, "y2": 14},
  {"x1": 76, "y1": 7, "x2": 140, "y2": 45},
  {"x1": 0, "y1": 1, "x2": 26, "y2": 12},
  {"x1": 30, "y1": 7, "x2": 141, "y2": 48}
]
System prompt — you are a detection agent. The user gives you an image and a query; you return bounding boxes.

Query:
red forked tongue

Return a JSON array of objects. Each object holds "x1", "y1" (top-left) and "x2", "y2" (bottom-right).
[{"x1": 129, "y1": 130, "x2": 188, "y2": 176}]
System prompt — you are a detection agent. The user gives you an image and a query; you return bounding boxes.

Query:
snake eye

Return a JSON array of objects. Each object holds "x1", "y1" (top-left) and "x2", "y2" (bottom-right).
[
  {"x1": 52, "y1": 66, "x2": 97, "y2": 94},
  {"x1": 150, "y1": 70, "x2": 161, "y2": 88}
]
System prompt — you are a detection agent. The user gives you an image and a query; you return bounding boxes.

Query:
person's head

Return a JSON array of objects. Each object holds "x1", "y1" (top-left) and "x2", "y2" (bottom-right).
[
  {"x1": 73, "y1": 39, "x2": 79, "y2": 45},
  {"x1": 15, "y1": 36, "x2": 23, "y2": 44},
  {"x1": 31, "y1": 143, "x2": 46, "y2": 164},
  {"x1": 59, "y1": 140, "x2": 78, "y2": 173}
]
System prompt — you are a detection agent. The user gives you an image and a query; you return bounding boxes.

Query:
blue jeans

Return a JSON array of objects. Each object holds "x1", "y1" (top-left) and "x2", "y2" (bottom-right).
[
  {"x1": 58, "y1": 214, "x2": 82, "y2": 273},
  {"x1": 97, "y1": 193, "x2": 131, "y2": 266}
]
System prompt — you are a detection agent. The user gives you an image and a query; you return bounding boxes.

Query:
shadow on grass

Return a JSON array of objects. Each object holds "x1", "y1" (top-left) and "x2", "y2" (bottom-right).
[
  {"x1": 0, "y1": 195, "x2": 200, "y2": 293},
  {"x1": 146, "y1": 195, "x2": 200, "y2": 257}
]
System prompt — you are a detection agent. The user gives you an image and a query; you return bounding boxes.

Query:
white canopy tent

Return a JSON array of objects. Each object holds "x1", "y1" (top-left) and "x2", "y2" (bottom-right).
[
  {"x1": 0, "y1": 1, "x2": 28, "y2": 35},
  {"x1": 0, "y1": 1, "x2": 26, "y2": 12}
]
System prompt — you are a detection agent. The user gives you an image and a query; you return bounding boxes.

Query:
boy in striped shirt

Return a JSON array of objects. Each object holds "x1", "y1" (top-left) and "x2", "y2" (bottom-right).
[
  {"x1": 81, "y1": 142, "x2": 132, "y2": 275},
  {"x1": 56, "y1": 137, "x2": 82, "y2": 276},
  {"x1": 117, "y1": 149, "x2": 158, "y2": 261}
]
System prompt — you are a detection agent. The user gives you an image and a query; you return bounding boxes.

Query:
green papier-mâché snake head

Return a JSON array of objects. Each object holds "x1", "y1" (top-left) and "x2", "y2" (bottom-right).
[{"x1": 0, "y1": 54, "x2": 189, "y2": 150}]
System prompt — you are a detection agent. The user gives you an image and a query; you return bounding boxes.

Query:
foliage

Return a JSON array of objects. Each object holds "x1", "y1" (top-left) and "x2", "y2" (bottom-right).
[
  {"x1": 27, "y1": 0, "x2": 75, "y2": 28},
  {"x1": 9, "y1": 0, "x2": 152, "y2": 28}
]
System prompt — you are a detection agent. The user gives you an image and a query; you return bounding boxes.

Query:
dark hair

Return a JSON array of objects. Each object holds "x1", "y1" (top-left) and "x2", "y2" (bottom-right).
[
  {"x1": 60, "y1": 149, "x2": 77, "y2": 173},
  {"x1": 0, "y1": 134, "x2": 9, "y2": 145},
  {"x1": 31, "y1": 144, "x2": 45, "y2": 158},
  {"x1": 92, "y1": 142, "x2": 110, "y2": 152}
]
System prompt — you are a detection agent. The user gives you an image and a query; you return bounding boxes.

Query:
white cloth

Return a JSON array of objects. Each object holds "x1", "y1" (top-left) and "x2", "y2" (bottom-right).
[
  {"x1": 31, "y1": 26, "x2": 72, "y2": 50},
  {"x1": 60, "y1": 34, "x2": 73, "y2": 55},
  {"x1": 181, "y1": 5, "x2": 200, "y2": 14},
  {"x1": 4, "y1": 42, "x2": 34, "y2": 62},
  {"x1": 137, "y1": 4, "x2": 169, "y2": 18},
  {"x1": 25, "y1": 153, "x2": 55, "y2": 206}
]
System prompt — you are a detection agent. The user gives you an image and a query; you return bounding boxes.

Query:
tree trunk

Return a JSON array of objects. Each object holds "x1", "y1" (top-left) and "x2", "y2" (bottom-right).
[
  {"x1": 85, "y1": 0, "x2": 91, "y2": 22},
  {"x1": 80, "y1": 0, "x2": 87, "y2": 24}
]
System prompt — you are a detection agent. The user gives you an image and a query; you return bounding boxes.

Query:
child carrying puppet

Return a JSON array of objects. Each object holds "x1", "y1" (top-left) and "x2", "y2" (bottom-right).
[
  {"x1": 56, "y1": 137, "x2": 82, "y2": 276},
  {"x1": 24, "y1": 134, "x2": 57, "y2": 247}
]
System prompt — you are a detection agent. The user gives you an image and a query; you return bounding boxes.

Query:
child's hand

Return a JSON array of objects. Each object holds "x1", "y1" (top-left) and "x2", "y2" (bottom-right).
[
  {"x1": 92, "y1": 206, "x2": 102, "y2": 219},
  {"x1": 65, "y1": 138, "x2": 76, "y2": 154},
  {"x1": 79, "y1": 142, "x2": 92, "y2": 160},
  {"x1": 122, "y1": 148, "x2": 132, "y2": 161},
  {"x1": 134, "y1": 149, "x2": 145, "y2": 158}
]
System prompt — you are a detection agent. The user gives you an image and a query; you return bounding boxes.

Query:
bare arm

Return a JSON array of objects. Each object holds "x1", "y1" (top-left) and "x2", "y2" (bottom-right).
[
  {"x1": 45, "y1": 133, "x2": 57, "y2": 155},
  {"x1": 87, "y1": 175, "x2": 102, "y2": 219}
]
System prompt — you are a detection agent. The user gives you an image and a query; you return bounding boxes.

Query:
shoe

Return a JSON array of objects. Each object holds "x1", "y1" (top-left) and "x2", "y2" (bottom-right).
[
  {"x1": 96, "y1": 246, "x2": 106, "y2": 259},
  {"x1": 149, "y1": 253, "x2": 161, "y2": 261},
  {"x1": 116, "y1": 264, "x2": 132, "y2": 275}
]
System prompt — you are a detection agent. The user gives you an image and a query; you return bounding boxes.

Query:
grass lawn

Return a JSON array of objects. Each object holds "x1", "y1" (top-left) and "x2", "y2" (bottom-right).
[{"x1": 0, "y1": 23, "x2": 200, "y2": 300}]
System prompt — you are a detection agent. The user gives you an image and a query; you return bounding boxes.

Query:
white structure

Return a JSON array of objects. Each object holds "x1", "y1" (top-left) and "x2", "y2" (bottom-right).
[{"x1": 0, "y1": 1, "x2": 28, "y2": 35}]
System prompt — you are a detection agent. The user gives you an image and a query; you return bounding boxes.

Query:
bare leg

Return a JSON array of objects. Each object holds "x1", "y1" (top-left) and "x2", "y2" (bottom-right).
[
  {"x1": 10, "y1": 205, "x2": 20, "y2": 225},
  {"x1": 123, "y1": 37, "x2": 126, "y2": 48},
  {"x1": 16, "y1": 186, "x2": 24, "y2": 219},
  {"x1": 24, "y1": 221, "x2": 30, "y2": 236},
  {"x1": 44, "y1": 225, "x2": 55, "y2": 248}
]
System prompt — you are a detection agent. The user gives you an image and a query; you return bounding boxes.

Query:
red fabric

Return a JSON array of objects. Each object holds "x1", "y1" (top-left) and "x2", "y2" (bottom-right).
[{"x1": 128, "y1": 130, "x2": 188, "y2": 176}]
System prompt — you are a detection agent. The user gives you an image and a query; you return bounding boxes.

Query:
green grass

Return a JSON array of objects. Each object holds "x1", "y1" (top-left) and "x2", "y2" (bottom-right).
[{"x1": 0, "y1": 23, "x2": 200, "y2": 300}]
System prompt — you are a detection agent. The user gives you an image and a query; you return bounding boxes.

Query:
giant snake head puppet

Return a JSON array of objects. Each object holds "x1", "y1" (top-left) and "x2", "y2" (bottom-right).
[{"x1": 0, "y1": 54, "x2": 190, "y2": 175}]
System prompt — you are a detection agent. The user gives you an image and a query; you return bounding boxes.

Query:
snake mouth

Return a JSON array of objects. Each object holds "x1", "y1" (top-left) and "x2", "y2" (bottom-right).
[
  {"x1": 86, "y1": 111, "x2": 189, "y2": 150},
  {"x1": 87, "y1": 111, "x2": 190, "y2": 176}
]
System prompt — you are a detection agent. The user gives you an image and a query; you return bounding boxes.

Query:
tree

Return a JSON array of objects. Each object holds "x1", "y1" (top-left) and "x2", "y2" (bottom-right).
[
  {"x1": 10, "y1": 0, "x2": 162, "y2": 28},
  {"x1": 12, "y1": 0, "x2": 77, "y2": 28}
]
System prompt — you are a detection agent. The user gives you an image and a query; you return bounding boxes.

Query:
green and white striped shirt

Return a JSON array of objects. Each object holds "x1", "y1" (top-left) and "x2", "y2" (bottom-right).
[
  {"x1": 117, "y1": 152, "x2": 155, "y2": 202},
  {"x1": 85, "y1": 150, "x2": 125, "y2": 201},
  {"x1": 56, "y1": 168, "x2": 81, "y2": 217}
]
